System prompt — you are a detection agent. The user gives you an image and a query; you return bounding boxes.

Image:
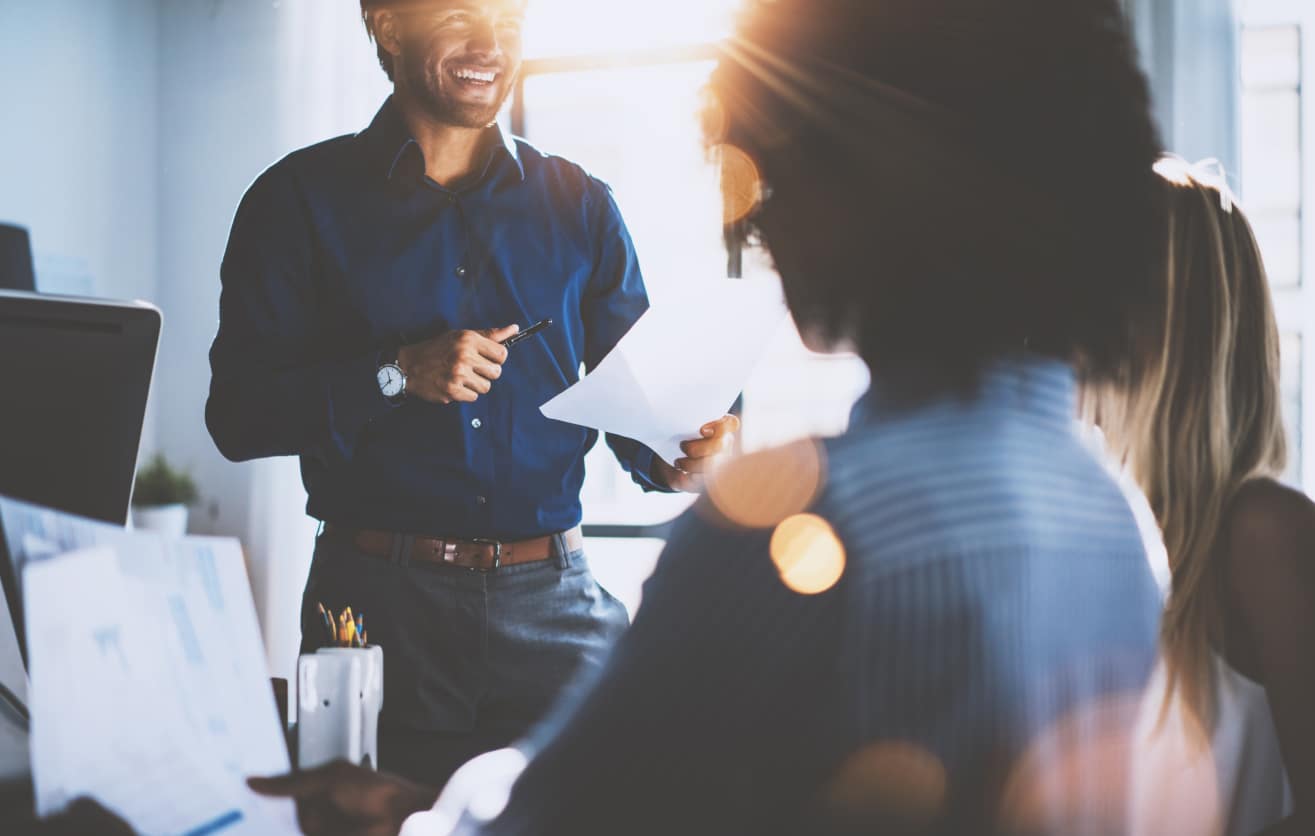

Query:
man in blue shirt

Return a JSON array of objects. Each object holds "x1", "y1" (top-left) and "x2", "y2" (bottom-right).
[{"x1": 206, "y1": 0, "x2": 735, "y2": 785}]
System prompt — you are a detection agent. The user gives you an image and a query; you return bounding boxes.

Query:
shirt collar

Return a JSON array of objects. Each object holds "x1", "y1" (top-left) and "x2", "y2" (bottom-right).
[
  {"x1": 853, "y1": 355, "x2": 1077, "y2": 429},
  {"x1": 361, "y1": 96, "x2": 525, "y2": 185}
]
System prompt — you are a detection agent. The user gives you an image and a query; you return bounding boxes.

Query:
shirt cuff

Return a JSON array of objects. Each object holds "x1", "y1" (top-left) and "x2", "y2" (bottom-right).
[{"x1": 629, "y1": 445, "x2": 676, "y2": 493}]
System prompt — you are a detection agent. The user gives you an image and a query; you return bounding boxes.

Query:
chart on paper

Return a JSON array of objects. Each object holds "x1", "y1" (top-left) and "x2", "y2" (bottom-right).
[{"x1": 7, "y1": 495, "x2": 301, "y2": 835}]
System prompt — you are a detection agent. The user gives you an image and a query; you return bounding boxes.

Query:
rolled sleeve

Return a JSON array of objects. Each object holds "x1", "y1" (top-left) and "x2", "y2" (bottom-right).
[
  {"x1": 604, "y1": 435, "x2": 669, "y2": 492},
  {"x1": 207, "y1": 165, "x2": 394, "y2": 465}
]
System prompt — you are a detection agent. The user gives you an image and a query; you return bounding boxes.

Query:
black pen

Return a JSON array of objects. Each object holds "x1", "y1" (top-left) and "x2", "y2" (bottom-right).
[{"x1": 502, "y1": 319, "x2": 554, "y2": 348}]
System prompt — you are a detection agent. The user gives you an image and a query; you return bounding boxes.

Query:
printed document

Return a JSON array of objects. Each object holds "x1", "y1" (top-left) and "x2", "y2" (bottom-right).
[
  {"x1": 5, "y1": 497, "x2": 297, "y2": 834},
  {"x1": 540, "y1": 279, "x2": 788, "y2": 465}
]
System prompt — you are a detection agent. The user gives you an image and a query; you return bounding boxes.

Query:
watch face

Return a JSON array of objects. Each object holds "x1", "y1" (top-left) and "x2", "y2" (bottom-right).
[{"x1": 377, "y1": 365, "x2": 404, "y2": 399}]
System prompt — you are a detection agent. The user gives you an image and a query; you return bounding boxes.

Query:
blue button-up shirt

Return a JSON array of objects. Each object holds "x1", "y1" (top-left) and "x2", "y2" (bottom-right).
[{"x1": 207, "y1": 97, "x2": 670, "y2": 540}]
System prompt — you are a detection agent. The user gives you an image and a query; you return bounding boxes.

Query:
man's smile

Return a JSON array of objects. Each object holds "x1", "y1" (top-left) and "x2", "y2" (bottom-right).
[{"x1": 449, "y1": 64, "x2": 501, "y2": 87}]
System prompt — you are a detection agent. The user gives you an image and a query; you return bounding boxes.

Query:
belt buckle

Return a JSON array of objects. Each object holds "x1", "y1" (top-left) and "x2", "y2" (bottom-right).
[{"x1": 471, "y1": 538, "x2": 502, "y2": 571}]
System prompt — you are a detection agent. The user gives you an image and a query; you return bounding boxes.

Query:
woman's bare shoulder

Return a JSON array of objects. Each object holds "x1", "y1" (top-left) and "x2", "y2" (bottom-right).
[{"x1": 1223, "y1": 477, "x2": 1315, "y2": 588}]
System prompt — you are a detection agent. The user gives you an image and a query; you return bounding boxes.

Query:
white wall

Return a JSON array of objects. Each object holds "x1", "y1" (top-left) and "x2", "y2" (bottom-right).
[
  {"x1": 153, "y1": 0, "x2": 391, "y2": 679},
  {"x1": 0, "y1": 0, "x2": 159, "y2": 302}
]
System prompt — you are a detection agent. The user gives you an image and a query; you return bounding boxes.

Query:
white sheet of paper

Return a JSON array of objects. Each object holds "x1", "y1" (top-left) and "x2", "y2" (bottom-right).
[
  {"x1": 540, "y1": 279, "x2": 788, "y2": 465},
  {"x1": 7, "y1": 497, "x2": 298, "y2": 834}
]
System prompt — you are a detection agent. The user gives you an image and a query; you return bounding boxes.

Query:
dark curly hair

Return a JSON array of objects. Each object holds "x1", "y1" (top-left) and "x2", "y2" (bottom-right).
[{"x1": 708, "y1": 0, "x2": 1164, "y2": 402}]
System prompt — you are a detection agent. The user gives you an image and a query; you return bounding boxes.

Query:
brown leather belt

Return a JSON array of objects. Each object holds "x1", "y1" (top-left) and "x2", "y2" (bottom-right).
[{"x1": 323, "y1": 523, "x2": 583, "y2": 572}]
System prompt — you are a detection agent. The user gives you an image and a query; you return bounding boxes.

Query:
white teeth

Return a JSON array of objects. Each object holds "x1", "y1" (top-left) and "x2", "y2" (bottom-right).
[{"x1": 454, "y1": 68, "x2": 497, "y2": 83}]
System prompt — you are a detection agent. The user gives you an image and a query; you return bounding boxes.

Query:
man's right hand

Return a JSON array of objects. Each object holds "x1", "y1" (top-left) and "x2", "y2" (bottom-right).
[{"x1": 398, "y1": 324, "x2": 519, "y2": 404}]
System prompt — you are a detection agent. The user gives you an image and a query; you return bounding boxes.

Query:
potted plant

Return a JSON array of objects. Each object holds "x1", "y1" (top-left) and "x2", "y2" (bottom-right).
[{"x1": 131, "y1": 454, "x2": 199, "y2": 537}]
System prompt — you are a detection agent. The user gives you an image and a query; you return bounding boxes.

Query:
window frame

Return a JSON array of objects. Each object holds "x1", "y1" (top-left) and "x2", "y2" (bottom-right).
[
  {"x1": 510, "y1": 44, "x2": 724, "y2": 136},
  {"x1": 1239, "y1": 7, "x2": 1310, "y2": 487}
]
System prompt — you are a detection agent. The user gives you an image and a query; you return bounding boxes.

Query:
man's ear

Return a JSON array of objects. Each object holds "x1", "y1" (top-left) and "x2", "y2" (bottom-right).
[{"x1": 371, "y1": 9, "x2": 404, "y2": 62}]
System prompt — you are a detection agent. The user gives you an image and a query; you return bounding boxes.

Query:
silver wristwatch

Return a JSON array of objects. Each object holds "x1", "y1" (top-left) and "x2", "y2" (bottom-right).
[{"x1": 377, "y1": 348, "x2": 407, "y2": 405}]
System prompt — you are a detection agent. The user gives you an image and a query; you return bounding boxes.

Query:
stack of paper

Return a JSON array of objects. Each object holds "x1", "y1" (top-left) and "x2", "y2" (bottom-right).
[{"x1": 1, "y1": 496, "x2": 298, "y2": 835}]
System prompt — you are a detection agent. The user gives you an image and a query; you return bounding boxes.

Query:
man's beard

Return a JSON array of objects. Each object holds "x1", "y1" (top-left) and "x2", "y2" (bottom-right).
[{"x1": 401, "y1": 48, "x2": 513, "y2": 129}]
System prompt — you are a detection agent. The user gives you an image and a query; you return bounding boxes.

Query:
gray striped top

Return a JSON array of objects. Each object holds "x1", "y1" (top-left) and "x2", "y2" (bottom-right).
[{"x1": 479, "y1": 357, "x2": 1163, "y2": 836}]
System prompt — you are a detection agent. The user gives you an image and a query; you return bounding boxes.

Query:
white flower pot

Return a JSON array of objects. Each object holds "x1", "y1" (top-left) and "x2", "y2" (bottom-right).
[{"x1": 132, "y1": 504, "x2": 189, "y2": 537}]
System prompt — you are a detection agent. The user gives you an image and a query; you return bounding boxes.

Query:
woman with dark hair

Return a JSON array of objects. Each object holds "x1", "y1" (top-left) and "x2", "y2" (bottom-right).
[{"x1": 253, "y1": 1, "x2": 1169, "y2": 833}]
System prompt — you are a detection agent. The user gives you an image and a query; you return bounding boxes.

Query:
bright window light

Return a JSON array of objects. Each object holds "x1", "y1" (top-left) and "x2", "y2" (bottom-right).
[{"x1": 522, "y1": 0, "x2": 742, "y2": 58}]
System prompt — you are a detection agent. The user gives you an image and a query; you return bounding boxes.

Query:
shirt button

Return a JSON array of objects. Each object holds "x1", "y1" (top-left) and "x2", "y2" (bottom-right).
[
  {"x1": 475, "y1": 496, "x2": 487, "y2": 506},
  {"x1": 455, "y1": 265, "x2": 468, "y2": 278},
  {"x1": 471, "y1": 418, "x2": 482, "y2": 429}
]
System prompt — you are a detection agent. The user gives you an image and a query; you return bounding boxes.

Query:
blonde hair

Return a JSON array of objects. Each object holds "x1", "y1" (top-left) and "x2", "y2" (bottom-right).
[{"x1": 1090, "y1": 157, "x2": 1287, "y2": 731}]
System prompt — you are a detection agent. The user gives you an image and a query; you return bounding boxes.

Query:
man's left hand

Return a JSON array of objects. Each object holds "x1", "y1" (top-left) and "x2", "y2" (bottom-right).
[
  {"x1": 249, "y1": 761, "x2": 438, "y2": 836},
  {"x1": 654, "y1": 415, "x2": 741, "y2": 492}
]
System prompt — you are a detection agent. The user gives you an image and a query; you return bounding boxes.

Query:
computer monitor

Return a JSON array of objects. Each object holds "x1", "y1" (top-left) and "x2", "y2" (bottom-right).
[
  {"x1": 0, "y1": 290, "x2": 161, "y2": 663},
  {"x1": 0, "y1": 226, "x2": 36, "y2": 293}
]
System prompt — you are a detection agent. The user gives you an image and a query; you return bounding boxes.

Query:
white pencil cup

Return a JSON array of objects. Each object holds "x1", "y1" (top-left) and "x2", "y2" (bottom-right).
[{"x1": 297, "y1": 645, "x2": 384, "y2": 771}]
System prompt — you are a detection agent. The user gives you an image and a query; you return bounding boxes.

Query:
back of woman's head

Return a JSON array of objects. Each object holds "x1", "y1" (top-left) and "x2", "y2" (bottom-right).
[
  {"x1": 1097, "y1": 158, "x2": 1287, "y2": 729},
  {"x1": 707, "y1": 0, "x2": 1163, "y2": 400}
]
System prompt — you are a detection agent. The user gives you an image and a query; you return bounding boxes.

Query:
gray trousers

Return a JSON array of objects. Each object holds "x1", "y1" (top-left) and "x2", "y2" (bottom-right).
[{"x1": 300, "y1": 530, "x2": 629, "y2": 787}]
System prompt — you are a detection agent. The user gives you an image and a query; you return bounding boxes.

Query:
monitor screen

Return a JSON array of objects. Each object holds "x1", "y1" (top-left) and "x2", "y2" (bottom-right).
[{"x1": 0, "y1": 291, "x2": 160, "y2": 664}]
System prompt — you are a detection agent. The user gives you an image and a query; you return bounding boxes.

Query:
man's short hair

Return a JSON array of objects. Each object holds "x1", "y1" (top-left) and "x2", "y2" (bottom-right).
[{"x1": 709, "y1": 0, "x2": 1164, "y2": 399}]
